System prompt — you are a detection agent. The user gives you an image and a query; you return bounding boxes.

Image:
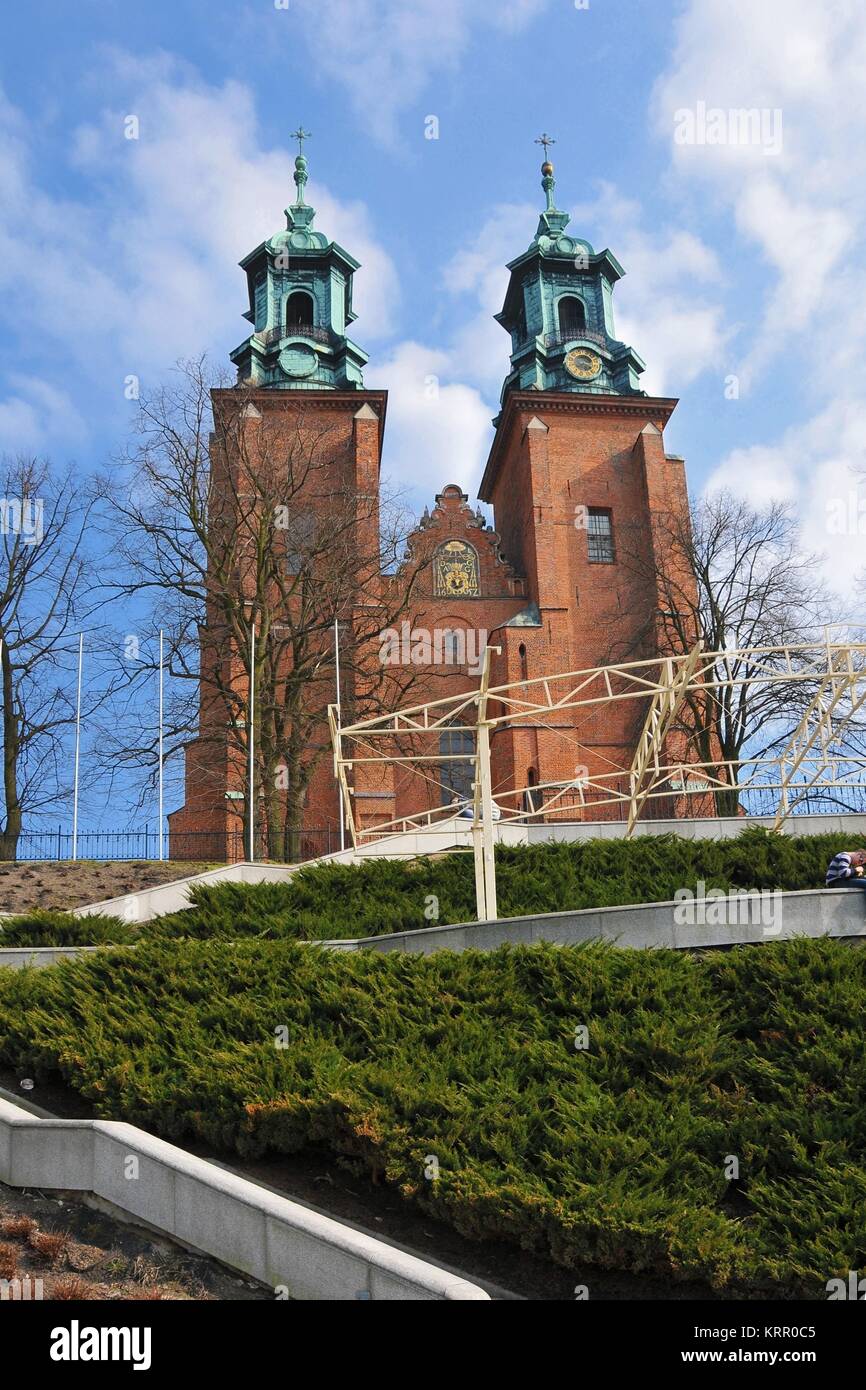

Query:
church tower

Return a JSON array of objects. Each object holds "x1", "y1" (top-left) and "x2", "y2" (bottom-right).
[
  {"x1": 168, "y1": 138, "x2": 387, "y2": 860},
  {"x1": 494, "y1": 146, "x2": 645, "y2": 402},
  {"x1": 479, "y1": 147, "x2": 695, "y2": 816},
  {"x1": 169, "y1": 139, "x2": 704, "y2": 859},
  {"x1": 230, "y1": 136, "x2": 368, "y2": 391}
]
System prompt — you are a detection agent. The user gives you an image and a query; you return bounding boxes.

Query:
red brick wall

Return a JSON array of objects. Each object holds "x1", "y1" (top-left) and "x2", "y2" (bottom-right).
[
  {"x1": 170, "y1": 388, "x2": 704, "y2": 857},
  {"x1": 169, "y1": 389, "x2": 386, "y2": 858},
  {"x1": 477, "y1": 392, "x2": 693, "y2": 820}
]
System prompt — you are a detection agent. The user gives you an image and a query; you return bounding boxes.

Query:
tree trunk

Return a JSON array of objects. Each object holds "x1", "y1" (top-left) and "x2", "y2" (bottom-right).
[
  {"x1": 1, "y1": 641, "x2": 21, "y2": 861},
  {"x1": 714, "y1": 785, "x2": 741, "y2": 818}
]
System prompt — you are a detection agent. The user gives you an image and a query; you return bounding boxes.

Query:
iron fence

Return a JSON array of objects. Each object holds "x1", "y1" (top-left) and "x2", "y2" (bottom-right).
[
  {"x1": 9, "y1": 788, "x2": 865, "y2": 866},
  {"x1": 8, "y1": 827, "x2": 342, "y2": 864},
  {"x1": 520, "y1": 781, "x2": 866, "y2": 825}
]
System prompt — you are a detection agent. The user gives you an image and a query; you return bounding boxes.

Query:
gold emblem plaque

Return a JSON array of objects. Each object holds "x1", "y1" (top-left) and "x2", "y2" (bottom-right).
[{"x1": 434, "y1": 541, "x2": 480, "y2": 597}]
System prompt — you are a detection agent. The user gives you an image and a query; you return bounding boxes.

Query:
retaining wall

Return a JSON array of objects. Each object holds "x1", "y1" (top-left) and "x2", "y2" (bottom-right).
[
  {"x1": 66, "y1": 813, "x2": 866, "y2": 924},
  {"x1": 72, "y1": 861, "x2": 309, "y2": 924},
  {"x1": 3, "y1": 890, "x2": 864, "y2": 970},
  {"x1": 320, "y1": 887, "x2": 866, "y2": 955},
  {"x1": 0, "y1": 1097, "x2": 488, "y2": 1301}
]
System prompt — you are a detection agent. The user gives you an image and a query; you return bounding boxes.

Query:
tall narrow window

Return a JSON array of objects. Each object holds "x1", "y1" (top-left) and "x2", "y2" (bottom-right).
[
  {"x1": 286, "y1": 291, "x2": 314, "y2": 329},
  {"x1": 518, "y1": 642, "x2": 528, "y2": 683},
  {"x1": 587, "y1": 508, "x2": 615, "y2": 564},
  {"x1": 558, "y1": 296, "x2": 585, "y2": 336},
  {"x1": 442, "y1": 629, "x2": 463, "y2": 665},
  {"x1": 440, "y1": 720, "x2": 475, "y2": 806},
  {"x1": 283, "y1": 508, "x2": 317, "y2": 574},
  {"x1": 523, "y1": 766, "x2": 543, "y2": 814}
]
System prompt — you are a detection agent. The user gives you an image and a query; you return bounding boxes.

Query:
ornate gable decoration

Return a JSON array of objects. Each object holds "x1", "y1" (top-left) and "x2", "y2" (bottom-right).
[{"x1": 397, "y1": 483, "x2": 525, "y2": 600}]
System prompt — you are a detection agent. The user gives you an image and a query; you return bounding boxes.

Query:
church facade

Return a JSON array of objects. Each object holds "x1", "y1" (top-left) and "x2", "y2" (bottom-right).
[{"x1": 168, "y1": 147, "x2": 697, "y2": 859}]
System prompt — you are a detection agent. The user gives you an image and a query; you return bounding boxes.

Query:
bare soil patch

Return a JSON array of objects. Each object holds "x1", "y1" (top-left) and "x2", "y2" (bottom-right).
[
  {"x1": 0, "y1": 861, "x2": 215, "y2": 914},
  {"x1": 0, "y1": 1182, "x2": 269, "y2": 1301}
]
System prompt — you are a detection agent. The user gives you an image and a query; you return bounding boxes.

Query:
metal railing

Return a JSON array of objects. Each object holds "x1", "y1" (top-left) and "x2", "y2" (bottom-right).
[
  {"x1": 253, "y1": 324, "x2": 335, "y2": 349},
  {"x1": 513, "y1": 327, "x2": 609, "y2": 353},
  {"x1": 7, "y1": 827, "x2": 340, "y2": 865},
  {"x1": 543, "y1": 327, "x2": 609, "y2": 350}
]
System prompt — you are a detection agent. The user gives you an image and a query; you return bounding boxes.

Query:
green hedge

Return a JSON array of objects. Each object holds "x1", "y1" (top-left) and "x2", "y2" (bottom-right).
[
  {"x1": 0, "y1": 911, "x2": 139, "y2": 947},
  {"x1": 0, "y1": 935, "x2": 863, "y2": 1295},
  {"x1": 1, "y1": 826, "x2": 861, "y2": 947}
]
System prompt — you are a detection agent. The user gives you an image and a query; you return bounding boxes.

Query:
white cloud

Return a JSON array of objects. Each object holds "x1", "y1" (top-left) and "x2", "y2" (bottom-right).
[
  {"x1": 0, "y1": 377, "x2": 87, "y2": 454},
  {"x1": 652, "y1": 0, "x2": 866, "y2": 604},
  {"x1": 442, "y1": 200, "x2": 535, "y2": 393},
  {"x1": 367, "y1": 341, "x2": 493, "y2": 502},
  {"x1": 705, "y1": 400, "x2": 866, "y2": 599},
  {"x1": 652, "y1": 0, "x2": 866, "y2": 375},
  {"x1": 0, "y1": 54, "x2": 400, "y2": 411},
  {"x1": 292, "y1": 0, "x2": 551, "y2": 146}
]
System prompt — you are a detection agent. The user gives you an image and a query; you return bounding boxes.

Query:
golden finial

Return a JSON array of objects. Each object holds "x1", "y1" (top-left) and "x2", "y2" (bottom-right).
[{"x1": 535, "y1": 131, "x2": 555, "y2": 174}]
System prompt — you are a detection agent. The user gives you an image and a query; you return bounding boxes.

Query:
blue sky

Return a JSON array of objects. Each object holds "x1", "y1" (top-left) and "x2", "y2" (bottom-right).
[{"x1": 1, "y1": 0, "x2": 864, "y2": 828}]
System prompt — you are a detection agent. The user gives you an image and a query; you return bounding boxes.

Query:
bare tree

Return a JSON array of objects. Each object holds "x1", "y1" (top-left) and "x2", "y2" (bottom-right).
[
  {"x1": 600, "y1": 490, "x2": 836, "y2": 815},
  {"x1": 102, "y1": 358, "x2": 429, "y2": 861},
  {"x1": 0, "y1": 457, "x2": 100, "y2": 859}
]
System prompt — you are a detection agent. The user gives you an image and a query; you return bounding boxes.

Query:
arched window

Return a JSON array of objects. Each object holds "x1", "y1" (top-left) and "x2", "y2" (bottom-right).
[
  {"x1": 518, "y1": 642, "x2": 528, "y2": 683},
  {"x1": 281, "y1": 508, "x2": 317, "y2": 574},
  {"x1": 523, "y1": 766, "x2": 543, "y2": 815},
  {"x1": 558, "y1": 296, "x2": 585, "y2": 336},
  {"x1": 286, "y1": 291, "x2": 314, "y2": 330},
  {"x1": 442, "y1": 629, "x2": 464, "y2": 665},
  {"x1": 440, "y1": 719, "x2": 475, "y2": 806}
]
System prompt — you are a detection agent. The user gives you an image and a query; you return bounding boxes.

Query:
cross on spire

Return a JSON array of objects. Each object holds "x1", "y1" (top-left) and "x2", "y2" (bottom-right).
[
  {"x1": 535, "y1": 132, "x2": 556, "y2": 161},
  {"x1": 291, "y1": 126, "x2": 313, "y2": 156}
]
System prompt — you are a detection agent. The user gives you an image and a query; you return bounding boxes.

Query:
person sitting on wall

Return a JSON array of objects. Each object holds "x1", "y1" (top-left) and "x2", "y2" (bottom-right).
[
  {"x1": 457, "y1": 798, "x2": 501, "y2": 821},
  {"x1": 825, "y1": 849, "x2": 866, "y2": 889}
]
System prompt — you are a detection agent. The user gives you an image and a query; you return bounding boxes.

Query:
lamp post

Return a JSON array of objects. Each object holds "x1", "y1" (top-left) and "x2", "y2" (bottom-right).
[{"x1": 334, "y1": 617, "x2": 345, "y2": 852}]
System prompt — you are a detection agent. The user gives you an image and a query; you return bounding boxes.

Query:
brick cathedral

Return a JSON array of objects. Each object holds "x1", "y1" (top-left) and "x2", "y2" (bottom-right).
[{"x1": 169, "y1": 144, "x2": 696, "y2": 859}]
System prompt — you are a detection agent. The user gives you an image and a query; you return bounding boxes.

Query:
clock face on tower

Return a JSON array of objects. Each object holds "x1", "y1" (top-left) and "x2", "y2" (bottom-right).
[{"x1": 565, "y1": 348, "x2": 602, "y2": 381}]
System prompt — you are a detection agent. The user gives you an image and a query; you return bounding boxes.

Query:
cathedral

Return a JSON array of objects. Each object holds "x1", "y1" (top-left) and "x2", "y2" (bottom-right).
[{"x1": 168, "y1": 142, "x2": 696, "y2": 859}]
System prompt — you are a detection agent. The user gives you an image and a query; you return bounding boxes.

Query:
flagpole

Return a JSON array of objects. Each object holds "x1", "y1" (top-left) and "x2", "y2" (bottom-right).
[
  {"x1": 158, "y1": 630, "x2": 164, "y2": 861},
  {"x1": 72, "y1": 632, "x2": 83, "y2": 861}
]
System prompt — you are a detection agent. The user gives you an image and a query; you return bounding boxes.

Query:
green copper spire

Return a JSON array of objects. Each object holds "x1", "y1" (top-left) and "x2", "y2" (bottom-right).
[
  {"x1": 230, "y1": 132, "x2": 368, "y2": 391},
  {"x1": 532, "y1": 134, "x2": 571, "y2": 242},
  {"x1": 290, "y1": 126, "x2": 312, "y2": 207},
  {"x1": 535, "y1": 132, "x2": 558, "y2": 212},
  {"x1": 492, "y1": 144, "x2": 647, "y2": 407},
  {"x1": 293, "y1": 153, "x2": 309, "y2": 205},
  {"x1": 542, "y1": 164, "x2": 556, "y2": 210}
]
